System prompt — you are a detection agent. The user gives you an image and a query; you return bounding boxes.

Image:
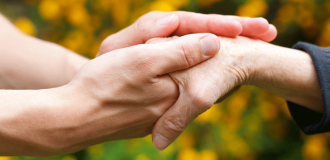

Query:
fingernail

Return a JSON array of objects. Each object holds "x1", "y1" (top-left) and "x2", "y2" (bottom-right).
[
  {"x1": 153, "y1": 134, "x2": 170, "y2": 151},
  {"x1": 200, "y1": 35, "x2": 220, "y2": 57},
  {"x1": 157, "y1": 14, "x2": 175, "y2": 27}
]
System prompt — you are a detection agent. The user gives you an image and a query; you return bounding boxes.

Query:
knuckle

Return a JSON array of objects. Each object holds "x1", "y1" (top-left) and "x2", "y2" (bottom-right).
[
  {"x1": 99, "y1": 38, "x2": 113, "y2": 54},
  {"x1": 191, "y1": 91, "x2": 213, "y2": 109},
  {"x1": 150, "y1": 107, "x2": 166, "y2": 119},
  {"x1": 163, "y1": 115, "x2": 186, "y2": 133},
  {"x1": 179, "y1": 43, "x2": 198, "y2": 67},
  {"x1": 134, "y1": 51, "x2": 158, "y2": 74},
  {"x1": 135, "y1": 20, "x2": 146, "y2": 34}
]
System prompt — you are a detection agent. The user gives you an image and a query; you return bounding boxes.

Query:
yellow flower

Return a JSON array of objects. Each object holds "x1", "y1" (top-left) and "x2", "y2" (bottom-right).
[
  {"x1": 177, "y1": 131, "x2": 196, "y2": 149},
  {"x1": 93, "y1": 0, "x2": 112, "y2": 12},
  {"x1": 135, "y1": 154, "x2": 150, "y2": 160},
  {"x1": 226, "y1": 136, "x2": 251, "y2": 159},
  {"x1": 195, "y1": 103, "x2": 222, "y2": 124},
  {"x1": 66, "y1": 5, "x2": 90, "y2": 27},
  {"x1": 60, "y1": 30, "x2": 86, "y2": 53},
  {"x1": 200, "y1": 150, "x2": 218, "y2": 160},
  {"x1": 59, "y1": 0, "x2": 86, "y2": 7},
  {"x1": 0, "y1": 157, "x2": 12, "y2": 160},
  {"x1": 236, "y1": 0, "x2": 268, "y2": 17},
  {"x1": 39, "y1": 0, "x2": 62, "y2": 20},
  {"x1": 276, "y1": 4, "x2": 296, "y2": 24},
  {"x1": 259, "y1": 101, "x2": 279, "y2": 121},
  {"x1": 150, "y1": 0, "x2": 176, "y2": 12},
  {"x1": 160, "y1": 0, "x2": 189, "y2": 9},
  {"x1": 302, "y1": 135, "x2": 327, "y2": 160},
  {"x1": 227, "y1": 91, "x2": 249, "y2": 117},
  {"x1": 177, "y1": 148, "x2": 199, "y2": 160},
  {"x1": 318, "y1": 19, "x2": 330, "y2": 47},
  {"x1": 111, "y1": 0, "x2": 130, "y2": 28},
  {"x1": 87, "y1": 144, "x2": 104, "y2": 157},
  {"x1": 14, "y1": 17, "x2": 37, "y2": 36}
]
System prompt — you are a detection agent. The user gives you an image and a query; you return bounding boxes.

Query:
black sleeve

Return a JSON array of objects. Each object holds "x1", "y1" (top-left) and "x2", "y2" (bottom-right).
[{"x1": 287, "y1": 42, "x2": 330, "y2": 134}]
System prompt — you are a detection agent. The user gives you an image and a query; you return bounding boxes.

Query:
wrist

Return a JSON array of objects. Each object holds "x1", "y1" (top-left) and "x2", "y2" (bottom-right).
[
  {"x1": 217, "y1": 36, "x2": 264, "y2": 86},
  {"x1": 249, "y1": 42, "x2": 323, "y2": 112}
]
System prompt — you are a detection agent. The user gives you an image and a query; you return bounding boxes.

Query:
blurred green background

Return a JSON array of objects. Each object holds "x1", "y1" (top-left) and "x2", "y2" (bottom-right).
[{"x1": 0, "y1": 0, "x2": 330, "y2": 159}]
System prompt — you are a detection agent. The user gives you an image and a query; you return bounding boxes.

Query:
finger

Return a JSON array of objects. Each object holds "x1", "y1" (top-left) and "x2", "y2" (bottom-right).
[
  {"x1": 114, "y1": 33, "x2": 220, "y2": 78},
  {"x1": 146, "y1": 33, "x2": 220, "y2": 75},
  {"x1": 225, "y1": 16, "x2": 270, "y2": 38},
  {"x1": 99, "y1": 11, "x2": 272, "y2": 56},
  {"x1": 152, "y1": 84, "x2": 239, "y2": 151},
  {"x1": 98, "y1": 11, "x2": 180, "y2": 55},
  {"x1": 173, "y1": 12, "x2": 242, "y2": 37},
  {"x1": 98, "y1": 11, "x2": 241, "y2": 55},
  {"x1": 145, "y1": 36, "x2": 179, "y2": 44},
  {"x1": 152, "y1": 90, "x2": 214, "y2": 150},
  {"x1": 254, "y1": 24, "x2": 278, "y2": 42}
]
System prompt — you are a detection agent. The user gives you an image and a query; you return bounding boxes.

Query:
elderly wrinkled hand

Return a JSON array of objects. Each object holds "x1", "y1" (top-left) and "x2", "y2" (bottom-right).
[{"x1": 148, "y1": 36, "x2": 322, "y2": 150}]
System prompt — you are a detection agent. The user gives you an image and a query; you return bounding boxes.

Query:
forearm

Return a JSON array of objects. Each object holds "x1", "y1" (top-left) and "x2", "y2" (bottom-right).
[
  {"x1": 0, "y1": 87, "x2": 66, "y2": 156},
  {"x1": 0, "y1": 85, "x2": 99, "y2": 156},
  {"x1": 248, "y1": 42, "x2": 323, "y2": 112},
  {"x1": 0, "y1": 15, "x2": 89, "y2": 89}
]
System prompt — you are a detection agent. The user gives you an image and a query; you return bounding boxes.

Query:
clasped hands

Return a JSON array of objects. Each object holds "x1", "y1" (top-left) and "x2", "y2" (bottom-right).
[
  {"x1": 79, "y1": 11, "x2": 277, "y2": 151},
  {"x1": 58, "y1": 11, "x2": 281, "y2": 153}
]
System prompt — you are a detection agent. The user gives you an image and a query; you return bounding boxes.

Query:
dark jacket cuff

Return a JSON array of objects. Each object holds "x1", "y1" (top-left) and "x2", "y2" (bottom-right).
[{"x1": 287, "y1": 42, "x2": 330, "y2": 134}]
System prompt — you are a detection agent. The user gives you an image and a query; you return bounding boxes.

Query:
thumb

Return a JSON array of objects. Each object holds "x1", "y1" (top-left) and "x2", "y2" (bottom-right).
[
  {"x1": 98, "y1": 12, "x2": 179, "y2": 55},
  {"x1": 152, "y1": 90, "x2": 212, "y2": 150},
  {"x1": 137, "y1": 33, "x2": 220, "y2": 76}
]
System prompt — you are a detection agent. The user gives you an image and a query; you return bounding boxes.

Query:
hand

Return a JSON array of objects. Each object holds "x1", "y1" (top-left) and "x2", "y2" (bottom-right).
[
  {"x1": 148, "y1": 36, "x2": 322, "y2": 150},
  {"x1": 56, "y1": 34, "x2": 220, "y2": 154},
  {"x1": 98, "y1": 11, "x2": 277, "y2": 56}
]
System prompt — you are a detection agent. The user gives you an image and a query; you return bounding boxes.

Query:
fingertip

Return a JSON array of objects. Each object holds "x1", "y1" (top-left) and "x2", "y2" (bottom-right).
[
  {"x1": 200, "y1": 34, "x2": 220, "y2": 57},
  {"x1": 239, "y1": 17, "x2": 270, "y2": 37},
  {"x1": 256, "y1": 24, "x2": 278, "y2": 42},
  {"x1": 153, "y1": 133, "x2": 170, "y2": 151},
  {"x1": 255, "y1": 17, "x2": 269, "y2": 26},
  {"x1": 268, "y1": 24, "x2": 278, "y2": 40},
  {"x1": 253, "y1": 17, "x2": 270, "y2": 35},
  {"x1": 163, "y1": 14, "x2": 180, "y2": 28},
  {"x1": 232, "y1": 20, "x2": 243, "y2": 37},
  {"x1": 153, "y1": 13, "x2": 180, "y2": 37}
]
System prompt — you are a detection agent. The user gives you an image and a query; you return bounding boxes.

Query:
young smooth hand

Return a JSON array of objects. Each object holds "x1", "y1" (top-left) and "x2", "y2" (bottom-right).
[
  {"x1": 97, "y1": 11, "x2": 277, "y2": 56},
  {"x1": 0, "y1": 33, "x2": 220, "y2": 156}
]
